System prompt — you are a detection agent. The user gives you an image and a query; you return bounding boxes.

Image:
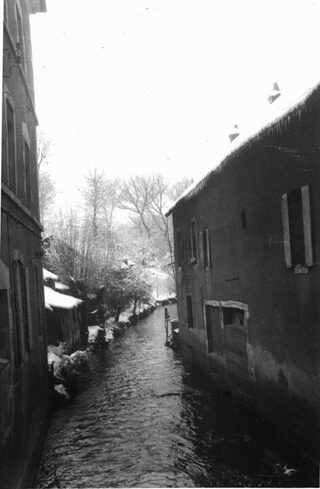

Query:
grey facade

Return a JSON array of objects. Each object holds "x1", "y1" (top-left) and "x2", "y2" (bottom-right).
[
  {"x1": 168, "y1": 84, "x2": 320, "y2": 457},
  {"x1": 1, "y1": 1, "x2": 47, "y2": 487}
]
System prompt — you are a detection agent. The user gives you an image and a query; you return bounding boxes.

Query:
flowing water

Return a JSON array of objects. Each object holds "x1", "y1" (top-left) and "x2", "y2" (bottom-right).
[{"x1": 37, "y1": 305, "x2": 318, "y2": 488}]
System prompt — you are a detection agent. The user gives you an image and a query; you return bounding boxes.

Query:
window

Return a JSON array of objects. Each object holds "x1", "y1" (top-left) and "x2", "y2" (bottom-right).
[
  {"x1": 202, "y1": 228, "x2": 211, "y2": 268},
  {"x1": 205, "y1": 305, "x2": 222, "y2": 354},
  {"x1": 15, "y1": 5, "x2": 25, "y2": 71},
  {"x1": 34, "y1": 266, "x2": 42, "y2": 336},
  {"x1": 186, "y1": 295, "x2": 193, "y2": 328},
  {"x1": 281, "y1": 185, "x2": 313, "y2": 269},
  {"x1": 190, "y1": 219, "x2": 197, "y2": 264},
  {"x1": 223, "y1": 307, "x2": 244, "y2": 327},
  {"x1": 18, "y1": 263, "x2": 30, "y2": 352},
  {"x1": 14, "y1": 258, "x2": 32, "y2": 358},
  {"x1": 6, "y1": 100, "x2": 16, "y2": 192},
  {"x1": 24, "y1": 140, "x2": 31, "y2": 207},
  {"x1": 0, "y1": 290, "x2": 10, "y2": 361},
  {"x1": 176, "y1": 229, "x2": 183, "y2": 268},
  {"x1": 4, "y1": 0, "x2": 8, "y2": 24},
  {"x1": 241, "y1": 211, "x2": 247, "y2": 230}
]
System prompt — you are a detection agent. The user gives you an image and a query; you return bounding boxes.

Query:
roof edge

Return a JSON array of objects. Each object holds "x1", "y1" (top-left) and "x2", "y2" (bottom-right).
[{"x1": 166, "y1": 81, "x2": 320, "y2": 216}]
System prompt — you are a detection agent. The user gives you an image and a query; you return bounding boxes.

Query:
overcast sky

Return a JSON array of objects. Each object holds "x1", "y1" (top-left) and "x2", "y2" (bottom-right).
[{"x1": 30, "y1": 0, "x2": 320, "y2": 208}]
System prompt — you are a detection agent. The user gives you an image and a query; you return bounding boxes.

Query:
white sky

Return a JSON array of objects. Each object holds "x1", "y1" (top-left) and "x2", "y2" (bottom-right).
[{"x1": 30, "y1": 0, "x2": 320, "y2": 208}]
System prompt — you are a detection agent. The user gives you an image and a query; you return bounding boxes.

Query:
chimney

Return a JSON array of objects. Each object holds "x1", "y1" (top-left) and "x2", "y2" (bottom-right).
[
  {"x1": 229, "y1": 124, "x2": 240, "y2": 143},
  {"x1": 268, "y1": 82, "x2": 281, "y2": 104}
]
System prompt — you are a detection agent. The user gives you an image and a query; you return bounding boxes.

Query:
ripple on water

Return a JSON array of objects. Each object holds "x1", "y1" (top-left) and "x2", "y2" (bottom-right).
[{"x1": 37, "y1": 306, "x2": 318, "y2": 488}]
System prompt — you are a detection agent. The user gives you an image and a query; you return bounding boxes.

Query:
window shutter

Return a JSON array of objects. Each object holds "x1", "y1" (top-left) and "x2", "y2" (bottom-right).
[
  {"x1": 199, "y1": 231, "x2": 204, "y2": 265},
  {"x1": 281, "y1": 194, "x2": 292, "y2": 268},
  {"x1": 301, "y1": 185, "x2": 313, "y2": 266},
  {"x1": 206, "y1": 229, "x2": 211, "y2": 268},
  {"x1": 25, "y1": 268, "x2": 33, "y2": 349}
]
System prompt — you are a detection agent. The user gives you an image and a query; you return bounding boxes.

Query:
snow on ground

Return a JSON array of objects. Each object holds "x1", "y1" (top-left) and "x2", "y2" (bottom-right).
[{"x1": 88, "y1": 325, "x2": 105, "y2": 344}]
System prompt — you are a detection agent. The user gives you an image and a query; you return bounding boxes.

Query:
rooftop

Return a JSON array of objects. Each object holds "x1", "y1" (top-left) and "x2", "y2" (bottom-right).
[
  {"x1": 166, "y1": 80, "x2": 320, "y2": 216},
  {"x1": 44, "y1": 286, "x2": 82, "y2": 311}
]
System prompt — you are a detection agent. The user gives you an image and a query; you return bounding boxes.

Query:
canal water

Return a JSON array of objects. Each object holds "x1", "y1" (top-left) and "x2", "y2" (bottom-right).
[{"x1": 37, "y1": 305, "x2": 317, "y2": 488}]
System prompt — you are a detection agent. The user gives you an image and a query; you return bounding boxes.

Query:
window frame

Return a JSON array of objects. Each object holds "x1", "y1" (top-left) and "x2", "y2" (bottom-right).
[
  {"x1": 13, "y1": 252, "x2": 33, "y2": 360},
  {"x1": 202, "y1": 227, "x2": 212, "y2": 269},
  {"x1": 190, "y1": 219, "x2": 198, "y2": 265},
  {"x1": 15, "y1": 1, "x2": 26, "y2": 72},
  {"x1": 5, "y1": 95, "x2": 17, "y2": 192},
  {"x1": 186, "y1": 294, "x2": 194, "y2": 329},
  {"x1": 4, "y1": 0, "x2": 8, "y2": 25},
  {"x1": 22, "y1": 123, "x2": 31, "y2": 207},
  {"x1": 281, "y1": 185, "x2": 313, "y2": 270}
]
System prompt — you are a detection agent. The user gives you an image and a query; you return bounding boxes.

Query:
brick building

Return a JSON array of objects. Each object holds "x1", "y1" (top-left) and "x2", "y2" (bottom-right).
[
  {"x1": 168, "y1": 83, "x2": 320, "y2": 457},
  {"x1": 0, "y1": 1, "x2": 47, "y2": 487}
]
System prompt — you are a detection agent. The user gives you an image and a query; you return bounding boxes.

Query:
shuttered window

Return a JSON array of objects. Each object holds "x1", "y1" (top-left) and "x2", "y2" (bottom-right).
[
  {"x1": 176, "y1": 229, "x2": 183, "y2": 267},
  {"x1": 14, "y1": 260, "x2": 33, "y2": 358},
  {"x1": 186, "y1": 295, "x2": 193, "y2": 329},
  {"x1": 6, "y1": 100, "x2": 16, "y2": 192},
  {"x1": 281, "y1": 185, "x2": 313, "y2": 268},
  {"x1": 24, "y1": 140, "x2": 31, "y2": 207},
  {"x1": 190, "y1": 220, "x2": 197, "y2": 264},
  {"x1": 203, "y1": 228, "x2": 212, "y2": 268}
]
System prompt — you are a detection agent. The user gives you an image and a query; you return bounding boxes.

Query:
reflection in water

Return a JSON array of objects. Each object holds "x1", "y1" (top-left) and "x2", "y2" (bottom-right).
[{"x1": 37, "y1": 305, "x2": 317, "y2": 487}]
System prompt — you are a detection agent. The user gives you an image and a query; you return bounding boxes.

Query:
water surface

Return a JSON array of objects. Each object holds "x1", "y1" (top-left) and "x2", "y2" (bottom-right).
[{"x1": 37, "y1": 305, "x2": 317, "y2": 487}]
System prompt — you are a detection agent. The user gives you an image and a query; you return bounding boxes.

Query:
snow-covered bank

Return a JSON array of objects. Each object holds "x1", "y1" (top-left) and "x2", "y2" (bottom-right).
[{"x1": 48, "y1": 344, "x2": 92, "y2": 406}]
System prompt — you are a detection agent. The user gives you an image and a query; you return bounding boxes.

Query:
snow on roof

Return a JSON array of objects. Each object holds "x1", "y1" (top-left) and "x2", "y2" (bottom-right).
[
  {"x1": 44, "y1": 286, "x2": 82, "y2": 310},
  {"x1": 43, "y1": 268, "x2": 58, "y2": 281},
  {"x1": 55, "y1": 282, "x2": 69, "y2": 291},
  {"x1": 166, "y1": 80, "x2": 320, "y2": 216}
]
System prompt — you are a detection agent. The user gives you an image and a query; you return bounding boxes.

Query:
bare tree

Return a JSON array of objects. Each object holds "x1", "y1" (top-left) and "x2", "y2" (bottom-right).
[
  {"x1": 119, "y1": 173, "x2": 193, "y2": 280},
  {"x1": 36, "y1": 130, "x2": 56, "y2": 227},
  {"x1": 102, "y1": 177, "x2": 122, "y2": 233},
  {"x1": 37, "y1": 130, "x2": 51, "y2": 169},
  {"x1": 167, "y1": 175, "x2": 193, "y2": 202},
  {"x1": 82, "y1": 168, "x2": 108, "y2": 236},
  {"x1": 38, "y1": 171, "x2": 56, "y2": 224},
  {"x1": 119, "y1": 175, "x2": 158, "y2": 238}
]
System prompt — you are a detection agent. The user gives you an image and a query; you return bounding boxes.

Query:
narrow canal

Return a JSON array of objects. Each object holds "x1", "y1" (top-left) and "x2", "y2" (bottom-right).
[{"x1": 37, "y1": 305, "x2": 317, "y2": 488}]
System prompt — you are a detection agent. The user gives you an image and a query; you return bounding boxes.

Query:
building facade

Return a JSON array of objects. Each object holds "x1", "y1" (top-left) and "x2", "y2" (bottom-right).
[
  {"x1": 0, "y1": 1, "x2": 47, "y2": 487},
  {"x1": 168, "y1": 84, "x2": 320, "y2": 457}
]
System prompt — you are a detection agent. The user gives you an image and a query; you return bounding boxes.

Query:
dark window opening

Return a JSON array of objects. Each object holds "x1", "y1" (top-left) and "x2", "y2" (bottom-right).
[
  {"x1": 0, "y1": 290, "x2": 10, "y2": 360},
  {"x1": 282, "y1": 186, "x2": 313, "y2": 268},
  {"x1": 24, "y1": 141, "x2": 31, "y2": 207},
  {"x1": 18, "y1": 263, "x2": 30, "y2": 352},
  {"x1": 176, "y1": 229, "x2": 183, "y2": 267},
  {"x1": 288, "y1": 188, "x2": 305, "y2": 266},
  {"x1": 190, "y1": 220, "x2": 197, "y2": 264},
  {"x1": 205, "y1": 305, "x2": 222, "y2": 354},
  {"x1": 186, "y1": 295, "x2": 193, "y2": 329},
  {"x1": 241, "y1": 211, "x2": 247, "y2": 230},
  {"x1": 2, "y1": 100, "x2": 8, "y2": 184},
  {"x1": 203, "y1": 228, "x2": 211, "y2": 268},
  {"x1": 34, "y1": 266, "x2": 42, "y2": 336},
  {"x1": 6, "y1": 101, "x2": 16, "y2": 191},
  {"x1": 223, "y1": 307, "x2": 244, "y2": 327},
  {"x1": 16, "y1": 7, "x2": 25, "y2": 70},
  {"x1": 4, "y1": 1, "x2": 8, "y2": 24}
]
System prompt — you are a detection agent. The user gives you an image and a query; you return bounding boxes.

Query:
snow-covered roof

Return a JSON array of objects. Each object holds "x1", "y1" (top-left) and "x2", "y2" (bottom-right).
[
  {"x1": 44, "y1": 286, "x2": 82, "y2": 310},
  {"x1": 43, "y1": 268, "x2": 58, "y2": 281},
  {"x1": 55, "y1": 282, "x2": 69, "y2": 291},
  {"x1": 166, "y1": 80, "x2": 320, "y2": 216}
]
